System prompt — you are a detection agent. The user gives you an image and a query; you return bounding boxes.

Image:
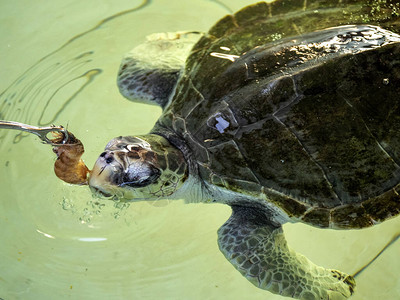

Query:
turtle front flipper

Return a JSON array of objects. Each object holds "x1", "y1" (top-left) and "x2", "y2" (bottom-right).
[
  {"x1": 218, "y1": 206, "x2": 355, "y2": 300},
  {"x1": 117, "y1": 31, "x2": 202, "y2": 109}
]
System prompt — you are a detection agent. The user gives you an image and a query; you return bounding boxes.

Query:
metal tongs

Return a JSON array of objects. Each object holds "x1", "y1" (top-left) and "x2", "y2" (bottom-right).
[{"x1": 0, "y1": 120, "x2": 69, "y2": 145}]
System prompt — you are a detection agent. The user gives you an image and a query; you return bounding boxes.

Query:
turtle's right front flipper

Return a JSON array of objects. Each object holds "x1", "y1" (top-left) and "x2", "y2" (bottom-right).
[
  {"x1": 218, "y1": 205, "x2": 355, "y2": 300},
  {"x1": 117, "y1": 31, "x2": 202, "y2": 110}
]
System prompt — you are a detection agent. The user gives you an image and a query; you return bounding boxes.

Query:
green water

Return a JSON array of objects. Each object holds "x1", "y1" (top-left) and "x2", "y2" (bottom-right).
[{"x1": 0, "y1": 0, "x2": 399, "y2": 299}]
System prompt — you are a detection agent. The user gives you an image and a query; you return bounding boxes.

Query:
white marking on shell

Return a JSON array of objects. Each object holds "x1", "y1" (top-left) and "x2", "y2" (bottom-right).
[
  {"x1": 210, "y1": 52, "x2": 240, "y2": 62},
  {"x1": 215, "y1": 115, "x2": 230, "y2": 133}
]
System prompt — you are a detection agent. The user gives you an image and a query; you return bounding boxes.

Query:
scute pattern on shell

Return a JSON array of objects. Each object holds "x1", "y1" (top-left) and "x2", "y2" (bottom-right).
[{"x1": 153, "y1": 0, "x2": 400, "y2": 228}]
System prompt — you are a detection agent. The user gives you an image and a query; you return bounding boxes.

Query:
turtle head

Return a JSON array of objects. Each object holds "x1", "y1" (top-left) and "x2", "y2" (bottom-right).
[{"x1": 89, "y1": 134, "x2": 187, "y2": 201}]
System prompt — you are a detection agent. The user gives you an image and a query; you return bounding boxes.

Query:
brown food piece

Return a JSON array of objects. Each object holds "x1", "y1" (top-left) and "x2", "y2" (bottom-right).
[{"x1": 51, "y1": 131, "x2": 90, "y2": 185}]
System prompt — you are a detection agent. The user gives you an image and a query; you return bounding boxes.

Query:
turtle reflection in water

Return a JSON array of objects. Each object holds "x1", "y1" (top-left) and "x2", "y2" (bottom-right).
[{"x1": 88, "y1": 1, "x2": 400, "y2": 299}]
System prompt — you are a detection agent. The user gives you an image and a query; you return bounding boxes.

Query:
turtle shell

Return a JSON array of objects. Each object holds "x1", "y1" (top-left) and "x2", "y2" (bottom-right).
[{"x1": 154, "y1": 0, "x2": 400, "y2": 228}]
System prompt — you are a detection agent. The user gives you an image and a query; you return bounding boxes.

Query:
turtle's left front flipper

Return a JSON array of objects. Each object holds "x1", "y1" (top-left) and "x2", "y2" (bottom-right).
[{"x1": 218, "y1": 205, "x2": 355, "y2": 300}]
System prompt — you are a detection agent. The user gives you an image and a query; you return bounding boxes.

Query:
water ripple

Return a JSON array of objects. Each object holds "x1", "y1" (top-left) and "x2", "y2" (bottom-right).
[{"x1": 0, "y1": 0, "x2": 150, "y2": 146}]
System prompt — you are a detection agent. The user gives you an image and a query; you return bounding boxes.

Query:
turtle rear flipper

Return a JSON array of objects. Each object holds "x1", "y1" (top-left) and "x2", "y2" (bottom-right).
[
  {"x1": 218, "y1": 206, "x2": 355, "y2": 299},
  {"x1": 117, "y1": 31, "x2": 202, "y2": 109}
]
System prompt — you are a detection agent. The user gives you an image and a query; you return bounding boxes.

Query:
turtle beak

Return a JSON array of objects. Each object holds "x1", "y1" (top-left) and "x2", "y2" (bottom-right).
[{"x1": 88, "y1": 151, "x2": 124, "y2": 196}]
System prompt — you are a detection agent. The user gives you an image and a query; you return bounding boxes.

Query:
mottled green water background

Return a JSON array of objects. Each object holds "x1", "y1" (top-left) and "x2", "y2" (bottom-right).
[{"x1": 0, "y1": 0, "x2": 399, "y2": 299}]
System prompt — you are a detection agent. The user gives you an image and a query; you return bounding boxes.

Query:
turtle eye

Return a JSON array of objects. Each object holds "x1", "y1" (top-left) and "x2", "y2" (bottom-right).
[
  {"x1": 126, "y1": 144, "x2": 141, "y2": 152},
  {"x1": 121, "y1": 163, "x2": 161, "y2": 188}
]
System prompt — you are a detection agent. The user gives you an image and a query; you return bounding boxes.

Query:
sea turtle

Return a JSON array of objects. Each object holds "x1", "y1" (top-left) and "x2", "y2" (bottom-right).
[{"x1": 88, "y1": 0, "x2": 400, "y2": 299}]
